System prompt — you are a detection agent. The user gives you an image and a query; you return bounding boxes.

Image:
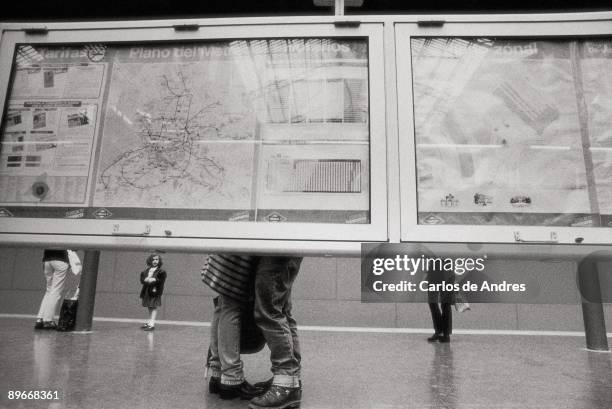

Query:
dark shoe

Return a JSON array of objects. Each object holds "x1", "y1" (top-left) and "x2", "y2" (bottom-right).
[
  {"x1": 140, "y1": 323, "x2": 149, "y2": 329},
  {"x1": 438, "y1": 335, "x2": 451, "y2": 343},
  {"x1": 41, "y1": 321, "x2": 57, "y2": 330},
  {"x1": 208, "y1": 376, "x2": 220, "y2": 394},
  {"x1": 219, "y1": 381, "x2": 265, "y2": 400},
  {"x1": 142, "y1": 325, "x2": 155, "y2": 331},
  {"x1": 427, "y1": 333, "x2": 441, "y2": 342},
  {"x1": 248, "y1": 385, "x2": 301, "y2": 409},
  {"x1": 34, "y1": 319, "x2": 44, "y2": 330}
]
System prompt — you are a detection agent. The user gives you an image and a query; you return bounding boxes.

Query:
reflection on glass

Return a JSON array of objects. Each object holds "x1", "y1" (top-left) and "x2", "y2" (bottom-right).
[
  {"x1": 0, "y1": 39, "x2": 370, "y2": 223},
  {"x1": 411, "y1": 38, "x2": 612, "y2": 227}
]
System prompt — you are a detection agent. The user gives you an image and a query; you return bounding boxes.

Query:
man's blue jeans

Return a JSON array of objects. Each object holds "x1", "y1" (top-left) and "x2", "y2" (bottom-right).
[{"x1": 254, "y1": 256, "x2": 302, "y2": 388}]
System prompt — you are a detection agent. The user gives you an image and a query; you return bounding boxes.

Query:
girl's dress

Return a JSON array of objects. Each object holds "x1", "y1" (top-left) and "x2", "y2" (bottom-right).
[{"x1": 140, "y1": 266, "x2": 166, "y2": 308}]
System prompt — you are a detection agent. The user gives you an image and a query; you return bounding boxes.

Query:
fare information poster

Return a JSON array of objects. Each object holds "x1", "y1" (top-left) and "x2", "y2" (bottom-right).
[
  {"x1": 0, "y1": 46, "x2": 105, "y2": 208},
  {"x1": 411, "y1": 38, "x2": 612, "y2": 228},
  {"x1": 0, "y1": 40, "x2": 370, "y2": 223}
]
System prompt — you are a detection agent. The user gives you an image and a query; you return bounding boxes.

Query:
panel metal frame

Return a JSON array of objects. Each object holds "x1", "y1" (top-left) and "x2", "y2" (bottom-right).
[
  {"x1": 0, "y1": 21, "x2": 388, "y2": 252},
  {"x1": 396, "y1": 18, "x2": 612, "y2": 246}
]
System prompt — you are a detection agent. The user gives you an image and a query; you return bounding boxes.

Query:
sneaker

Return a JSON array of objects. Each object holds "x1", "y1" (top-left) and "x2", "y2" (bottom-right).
[
  {"x1": 248, "y1": 384, "x2": 301, "y2": 409},
  {"x1": 140, "y1": 323, "x2": 149, "y2": 329},
  {"x1": 34, "y1": 319, "x2": 44, "y2": 330},
  {"x1": 219, "y1": 380, "x2": 265, "y2": 400},
  {"x1": 208, "y1": 376, "x2": 220, "y2": 394},
  {"x1": 142, "y1": 325, "x2": 155, "y2": 331}
]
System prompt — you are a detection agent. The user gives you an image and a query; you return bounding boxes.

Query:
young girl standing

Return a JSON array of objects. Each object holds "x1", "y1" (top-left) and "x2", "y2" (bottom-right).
[{"x1": 139, "y1": 253, "x2": 166, "y2": 331}]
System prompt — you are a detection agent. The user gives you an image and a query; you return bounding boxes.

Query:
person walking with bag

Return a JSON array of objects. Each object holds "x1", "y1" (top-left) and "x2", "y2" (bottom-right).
[
  {"x1": 201, "y1": 254, "x2": 267, "y2": 400},
  {"x1": 139, "y1": 253, "x2": 166, "y2": 331},
  {"x1": 35, "y1": 249, "x2": 73, "y2": 330}
]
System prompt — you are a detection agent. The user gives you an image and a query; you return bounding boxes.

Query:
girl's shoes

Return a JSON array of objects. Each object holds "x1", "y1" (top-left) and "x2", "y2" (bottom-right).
[{"x1": 142, "y1": 324, "x2": 155, "y2": 331}]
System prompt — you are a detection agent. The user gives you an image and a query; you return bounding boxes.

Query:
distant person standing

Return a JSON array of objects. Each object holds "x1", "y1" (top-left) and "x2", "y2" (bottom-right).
[
  {"x1": 139, "y1": 253, "x2": 166, "y2": 331},
  {"x1": 426, "y1": 266, "x2": 455, "y2": 343},
  {"x1": 35, "y1": 249, "x2": 70, "y2": 330}
]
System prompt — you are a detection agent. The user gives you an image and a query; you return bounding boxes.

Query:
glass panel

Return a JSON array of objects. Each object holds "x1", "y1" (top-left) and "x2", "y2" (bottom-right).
[
  {"x1": 410, "y1": 37, "x2": 612, "y2": 227},
  {"x1": 0, "y1": 39, "x2": 370, "y2": 223}
]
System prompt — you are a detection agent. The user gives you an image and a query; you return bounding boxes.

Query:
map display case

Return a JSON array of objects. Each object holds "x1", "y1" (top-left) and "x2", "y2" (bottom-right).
[
  {"x1": 396, "y1": 19, "x2": 612, "y2": 246},
  {"x1": 0, "y1": 22, "x2": 387, "y2": 251},
  {"x1": 1, "y1": 13, "x2": 611, "y2": 253}
]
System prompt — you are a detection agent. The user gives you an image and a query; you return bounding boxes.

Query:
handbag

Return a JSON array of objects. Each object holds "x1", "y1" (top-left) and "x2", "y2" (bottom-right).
[
  {"x1": 57, "y1": 287, "x2": 79, "y2": 332},
  {"x1": 67, "y1": 250, "x2": 82, "y2": 275},
  {"x1": 454, "y1": 290, "x2": 471, "y2": 312}
]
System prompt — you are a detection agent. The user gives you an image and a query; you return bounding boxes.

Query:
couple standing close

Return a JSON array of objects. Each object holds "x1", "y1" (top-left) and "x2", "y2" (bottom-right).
[{"x1": 202, "y1": 255, "x2": 303, "y2": 409}]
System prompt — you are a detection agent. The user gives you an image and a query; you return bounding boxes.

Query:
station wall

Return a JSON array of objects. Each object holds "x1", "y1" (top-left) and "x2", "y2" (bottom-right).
[{"x1": 1, "y1": 247, "x2": 611, "y2": 332}]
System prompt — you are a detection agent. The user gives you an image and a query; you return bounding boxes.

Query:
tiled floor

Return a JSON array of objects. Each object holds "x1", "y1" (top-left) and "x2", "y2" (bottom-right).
[{"x1": 0, "y1": 317, "x2": 611, "y2": 408}]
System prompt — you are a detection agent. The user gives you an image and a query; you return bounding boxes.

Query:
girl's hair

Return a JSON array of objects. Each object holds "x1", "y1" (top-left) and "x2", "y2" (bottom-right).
[{"x1": 146, "y1": 253, "x2": 163, "y2": 267}]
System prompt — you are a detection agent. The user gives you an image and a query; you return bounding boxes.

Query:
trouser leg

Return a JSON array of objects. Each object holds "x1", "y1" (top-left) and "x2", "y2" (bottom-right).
[
  {"x1": 254, "y1": 256, "x2": 302, "y2": 387},
  {"x1": 39, "y1": 261, "x2": 69, "y2": 321},
  {"x1": 429, "y1": 302, "x2": 443, "y2": 334},
  {"x1": 441, "y1": 303, "x2": 452, "y2": 336},
  {"x1": 284, "y1": 291, "x2": 301, "y2": 371},
  {"x1": 37, "y1": 262, "x2": 54, "y2": 319},
  {"x1": 208, "y1": 297, "x2": 222, "y2": 378},
  {"x1": 218, "y1": 295, "x2": 245, "y2": 384}
]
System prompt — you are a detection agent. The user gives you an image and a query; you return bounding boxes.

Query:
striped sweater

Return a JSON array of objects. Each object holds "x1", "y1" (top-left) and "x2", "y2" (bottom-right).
[{"x1": 201, "y1": 254, "x2": 258, "y2": 302}]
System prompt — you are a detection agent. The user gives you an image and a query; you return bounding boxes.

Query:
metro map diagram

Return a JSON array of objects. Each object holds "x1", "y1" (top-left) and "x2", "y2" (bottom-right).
[{"x1": 94, "y1": 62, "x2": 255, "y2": 210}]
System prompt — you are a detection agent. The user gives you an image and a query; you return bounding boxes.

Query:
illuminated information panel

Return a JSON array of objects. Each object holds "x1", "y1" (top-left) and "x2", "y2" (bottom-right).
[
  {"x1": 0, "y1": 39, "x2": 370, "y2": 224},
  {"x1": 410, "y1": 37, "x2": 612, "y2": 228}
]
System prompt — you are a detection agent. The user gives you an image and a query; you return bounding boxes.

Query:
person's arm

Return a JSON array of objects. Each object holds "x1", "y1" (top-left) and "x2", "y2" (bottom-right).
[{"x1": 157, "y1": 270, "x2": 166, "y2": 286}]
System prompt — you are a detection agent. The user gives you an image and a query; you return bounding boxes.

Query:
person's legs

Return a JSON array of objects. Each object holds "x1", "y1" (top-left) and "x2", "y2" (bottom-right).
[
  {"x1": 254, "y1": 257, "x2": 301, "y2": 386},
  {"x1": 147, "y1": 307, "x2": 158, "y2": 327},
  {"x1": 38, "y1": 260, "x2": 69, "y2": 323},
  {"x1": 207, "y1": 297, "x2": 222, "y2": 393},
  {"x1": 250, "y1": 256, "x2": 302, "y2": 409},
  {"x1": 36, "y1": 262, "x2": 55, "y2": 320},
  {"x1": 439, "y1": 302, "x2": 452, "y2": 342},
  {"x1": 217, "y1": 295, "x2": 244, "y2": 385},
  {"x1": 208, "y1": 297, "x2": 222, "y2": 375},
  {"x1": 216, "y1": 294, "x2": 265, "y2": 400},
  {"x1": 428, "y1": 302, "x2": 443, "y2": 339},
  {"x1": 283, "y1": 290, "x2": 301, "y2": 378}
]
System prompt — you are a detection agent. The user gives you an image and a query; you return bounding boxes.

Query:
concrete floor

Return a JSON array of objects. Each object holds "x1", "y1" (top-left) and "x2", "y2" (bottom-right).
[{"x1": 0, "y1": 317, "x2": 611, "y2": 409}]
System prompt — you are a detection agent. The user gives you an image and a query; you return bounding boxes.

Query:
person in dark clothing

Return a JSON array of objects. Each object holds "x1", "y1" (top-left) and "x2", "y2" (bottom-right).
[
  {"x1": 427, "y1": 266, "x2": 455, "y2": 343},
  {"x1": 139, "y1": 253, "x2": 166, "y2": 331}
]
